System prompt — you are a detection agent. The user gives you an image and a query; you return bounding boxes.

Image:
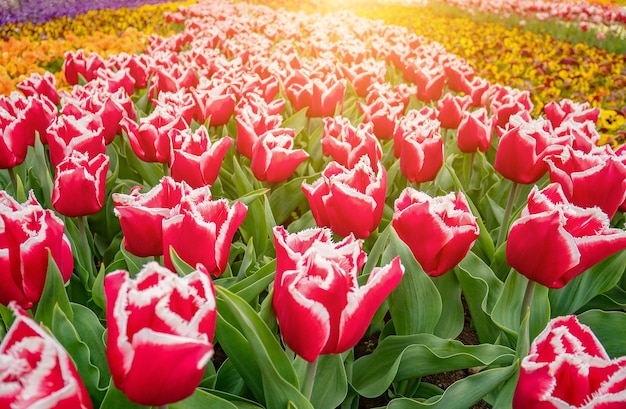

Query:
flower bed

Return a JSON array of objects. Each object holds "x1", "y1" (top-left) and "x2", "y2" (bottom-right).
[{"x1": 1, "y1": 0, "x2": 625, "y2": 408}]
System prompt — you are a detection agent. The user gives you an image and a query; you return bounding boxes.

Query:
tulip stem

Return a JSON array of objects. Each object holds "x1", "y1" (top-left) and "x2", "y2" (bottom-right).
[
  {"x1": 520, "y1": 280, "x2": 536, "y2": 325},
  {"x1": 495, "y1": 181, "x2": 520, "y2": 250},
  {"x1": 155, "y1": 405, "x2": 168, "y2": 409},
  {"x1": 163, "y1": 162, "x2": 170, "y2": 177},
  {"x1": 7, "y1": 167, "x2": 17, "y2": 195},
  {"x1": 302, "y1": 358, "x2": 318, "y2": 400},
  {"x1": 465, "y1": 152, "x2": 475, "y2": 188}
]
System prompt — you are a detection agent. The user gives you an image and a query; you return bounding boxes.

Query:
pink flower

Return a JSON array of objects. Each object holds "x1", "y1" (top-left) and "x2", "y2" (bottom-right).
[
  {"x1": 250, "y1": 128, "x2": 309, "y2": 183},
  {"x1": 321, "y1": 116, "x2": 382, "y2": 170}
]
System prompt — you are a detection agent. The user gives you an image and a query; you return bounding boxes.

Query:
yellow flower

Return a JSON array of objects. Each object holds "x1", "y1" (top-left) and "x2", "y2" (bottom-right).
[{"x1": 598, "y1": 109, "x2": 626, "y2": 132}]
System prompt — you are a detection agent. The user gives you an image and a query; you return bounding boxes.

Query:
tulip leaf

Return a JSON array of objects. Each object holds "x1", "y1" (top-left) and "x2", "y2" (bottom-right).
[
  {"x1": 549, "y1": 250, "x2": 626, "y2": 317},
  {"x1": 235, "y1": 188, "x2": 270, "y2": 207},
  {"x1": 386, "y1": 364, "x2": 518, "y2": 409},
  {"x1": 268, "y1": 175, "x2": 310, "y2": 225},
  {"x1": 215, "y1": 287, "x2": 313, "y2": 409},
  {"x1": 454, "y1": 252, "x2": 504, "y2": 343},
  {"x1": 169, "y1": 246, "x2": 196, "y2": 276},
  {"x1": 489, "y1": 370, "x2": 520, "y2": 409},
  {"x1": 69, "y1": 302, "x2": 110, "y2": 389},
  {"x1": 384, "y1": 228, "x2": 442, "y2": 335},
  {"x1": 51, "y1": 304, "x2": 105, "y2": 404},
  {"x1": 215, "y1": 358, "x2": 248, "y2": 396},
  {"x1": 229, "y1": 259, "x2": 276, "y2": 304},
  {"x1": 199, "y1": 389, "x2": 264, "y2": 408},
  {"x1": 35, "y1": 251, "x2": 73, "y2": 328},
  {"x1": 579, "y1": 286, "x2": 626, "y2": 312},
  {"x1": 170, "y1": 388, "x2": 238, "y2": 409},
  {"x1": 294, "y1": 354, "x2": 348, "y2": 409},
  {"x1": 578, "y1": 310, "x2": 626, "y2": 358},
  {"x1": 282, "y1": 107, "x2": 309, "y2": 138},
  {"x1": 431, "y1": 273, "x2": 464, "y2": 339},
  {"x1": 351, "y1": 333, "x2": 515, "y2": 398},
  {"x1": 91, "y1": 262, "x2": 107, "y2": 311},
  {"x1": 99, "y1": 381, "x2": 144, "y2": 409},
  {"x1": 119, "y1": 241, "x2": 152, "y2": 276}
]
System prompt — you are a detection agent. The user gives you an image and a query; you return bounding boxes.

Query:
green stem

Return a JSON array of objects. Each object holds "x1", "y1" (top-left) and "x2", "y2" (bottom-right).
[
  {"x1": 8, "y1": 167, "x2": 17, "y2": 196},
  {"x1": 520, "y1": 280, "x2": 536, "y2": 325},
  {"x1": 464, "y1": 152, "x2": 475, "y2": 188},
  {"x1": 495, "y1": 181, "x2": 520, "y2": 250},
  {"x1": 77, "y1": 215, "x2": 87, "y2": 245},
  {"x1": 302, "y1": 358, "x2": 318, "y2": 400},
  {"x1": 163, "y1": 162, "x2": 170, "y2": 177},
  {"x1": 154, "y1": 255, "x2": 162, "y2": 265},
  {"x1": 155, "y1": 405, "x2": 168, "y2": 409}
]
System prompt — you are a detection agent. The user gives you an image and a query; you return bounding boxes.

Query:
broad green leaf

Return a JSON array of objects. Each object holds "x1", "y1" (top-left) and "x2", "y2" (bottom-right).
[
  {"x1": 386, "y1": 364, "x2": 518, "y2": 409},
  {"x1": 432, "y1": 273, "x2": 464, "y2": 339},
  {"x1": 352, "y1": 334, "x2": 515, "y2": 398},
  {"x1": 35, "y1": 252, "x2": 73, "y2": 328},
  {"x1": 549, "y1": 250, "x2": 626, "y2": 316},
  {"x1": 579, "y1": 286, "x2": 626, "y2": 312},
  {"x1": 578, "y1": 310, "x2": 626, "y2": 358},
  {"x1": 198, "y1": 389, "x2": 263, "y2": 409},
  {"x1": 169, "y1": 246, "x2": 196, "y2": 276},
  {"x1": 64, "y1": 216, "x2": 96, "y2": 289},
  {"x1": 215, "y1": 287, "x2": 312, "y2": 409},
  {"x1": 235, "y1": 188, "x2": 270, "y2": 207},
  {"x1": 294, "y1": 354, "x2": 348, "y2": 409},
  {"x1": 70, "y1": 303, "x2": 110, "y2": 389},
  {"x1": 51, "y1": 304, "x2": 104, "y2": 404},
  {"x1": 268, "y1": 175, "x2": 309, "y2": 225},
  {"x1": 170, "y1": 388, "x2": 238, "y2": 409},
  {"x1": 454, "y1": 252, "x2": 504, "y2": 343},
  {"x1": 486, "y1": 370, "x2": 519, "y2": 409},
  {"x1": 229, "y1": 259, "x2": 276, "y2": 304},
  {"x1": 99, "y1": 380, "x2": 143, "y2": 409},
  {"x1": 384, "y1": 229, "x2": 442, "y2": 335},
  {"x1": 119, "y1": 241, "x2": 152, "y2": 276},
  {"x1": 282, "y1": 107, "x2": 309, "y2": 136}
]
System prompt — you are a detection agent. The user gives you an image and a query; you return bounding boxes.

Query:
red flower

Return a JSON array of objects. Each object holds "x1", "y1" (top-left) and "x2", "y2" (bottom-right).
[
  {"x1": 321, "y1": 117, "x2": 382, "y2": 170},
  {"x1": 0, "y1": 303, "x2": 92, "y2": 408},
  {"x1": 52, "y1": 151, "x2": 109, "y2": 217},
  {"x1": 358, "y1": 97, "x2": 404, "y2": 140},
  {"x1": 285, "y1": 74, "x2": 346, "y2": 118},
  {"x1": 105, "y1": 262, "x2": 216, "y2": 406},
  {"x1": 395, "y1": 111, "x2": 444, "y2": 183},
  {"x1": 63, "y1": 50, "x2": 105, "y2": 85},
  {"x1": 46, "y1": 113, "x2": 106, "y2": 168},
  {"x1": 16, "y1": 71, "x2": 59, "y2": 106},
  {"x1": 125, "y1": 107, "x2": 188, "y2": 163},
  {"x1": 392, "y1": 189, "x2": 480, "y2": 276},
  {"x1": 0, "y1": 104, "x2": 31, "y2": 169},
  {"x1": 162, "y1": 186, "x2": 247, "y2": 276},
  {"x1": 506, "y1": 183, "x2": 626, "y2": 289},
  {"x1": 113, "y1": 177, "x2": 192, "y2": 257},
  {"x1": 250, "y1": 128, "x2": 308, "y2": 183},
  {"x1": 513, "y1": 315, "x2": 626, "y2": 409},
  {"x1": 272, "y1": 226, "x2": 404, "y2": 362},
  {"x1": 457, "y1": 108, "x2": 494, "y2": 153},
  {"x1": 234, "y1": 93, "x2": 284, "y2": 158},
  {"x1": 0, "y1": 191, "x2": 73, "y2": 308},
  {"x1": 437, "y1": 93, "x2": 472, "y2": 130},
  {"x1": 302, "y1": 156, "x2": 386, "y2": 239}
]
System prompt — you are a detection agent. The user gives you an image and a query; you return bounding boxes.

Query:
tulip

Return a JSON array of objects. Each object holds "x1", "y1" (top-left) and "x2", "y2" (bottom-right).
[
  {"x1": 543, "y1": 99, "x2": 600, "y2": 129},
  {"x1": 125, "y1": 107, "x2": 188, "y2": 164},
  {"x1": 494, "y1": 113, "x2": 571, "y2": 184},
  {"x1": 113, "y1": 177, "x2": 192, "y2": 257},
  {"x1": 0, "y1": 191, "x2": 74, "y2": 308},
  {"x1": 513, "y1": 315, "x2": 626, "y2": 409},
  {"x1": 302, "y1": 156, "x2": 386, "y2": 239},
  {"x1": 457, "y1": 108, "x2": 494, "y2": 153},
  {"x1": 285, "y1": 74, "x2": 346, "y2": 118},
  {"x1": 0, "y1": 105, "x2": 30, "y2": 170},
  {"x1": 444, "y1": 58, "x2": 475, "y2": 94},
  {"x1": 358, "y1": 97, "x2": 404, "y2": 140},
  {"x1": 105, "y1": 262, "x2": 216, "y2": 406},
  {"x1": 321, "y1": 117, "x2": 382, "y2": 171},
  {"x1": 437, "y1": 93, "x2": 472, "y2": 130},
  {"x1": 0, "y1": 303, "x2": 92, "y2": 409},
  {"x1": 250, "y1": 128, "x2": 309, "y2": 184},
  {"x1": 63, "y1": 50, "x2": 105, "y2": 85},
  {"x1": 392, "y1": 189, "x2": 480, "y2": 276},
  {"x1": 52, "y1": 151, "x2": 110, "y2": 218},
  {"x1": 410, "y1": 59, "x2": 446, "y2": 103},
  {"x1": 488, "y1": 86, "x2": 533, "y2": 130},
  {"x1": 16, "y1": 71, "x2": 59, "y2": 106},
  {"x1": 272, "y1": 226, "x2": 404, "y2": 362},
  {"x1": 506, "y1": 183, "x2": 626, "y2": 289},
  {"x1": 169, "y1": 127, "x2": 232, "y2": 188},
  {"x1": 46, "y1": 113, "x2": 106, "y2": 168},
  {"x1": 393, "y1": 107, "x2": 438, "y2": 158},
  {"x1": 546, "y1": 145, "x2": 626, "y2": 218},
  {"x1": 162, "y1": 186, "x2": 247, "y2": 276},
  {"x1": 190, "y1": 83, "x2": 237, "y2": 126},
  {"x1": 395, "y1": 112, "x2": 444, "y2": 183}
]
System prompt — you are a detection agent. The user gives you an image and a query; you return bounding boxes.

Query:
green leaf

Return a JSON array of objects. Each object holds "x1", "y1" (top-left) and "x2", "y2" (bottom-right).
[
  {"x1": 119, "y1": 241, "x2": 152, "y2": 276},
  {"x1": 235, "y1": 188, "x2": 270, "y2": 207},
  {"x1": 169, "y1": 245, "x2": 196, "y2": 276},
  {"x1": 199, "y1": 389, "x2": 264, "y2": 409},
  {"x1": 294, "y1": 354, "x2": 348, "y2": 409},
  {"x1": 51, "y1": 304, "x2": 105, "y2": 404},
  {"x1": 99, "y1": 380, "x2": 143, "y2": 409},
  {"x1": 170, "y1": 388, "x2": 238, "y2": 409},
  {"x1": 351, "y1": 334, "x2": 515, "y2": 398},
  {"x1": 268, "y1": 175, "x2": 309, "y2": 225},
  {"x1": 91, "y1": 262, "x2": 107, "y2": 311},
  {"x1": 70, "y1": 303, "x2": 110, "y2": 389},
  {"x1": 384, "y1": 229, "x2": 442, "y2": 335},
  {"x1": 215, "y1": 287, "x2": 312, "y2": 409},
  {"x1": 432, "y1": 273, "x2": 464, "y2": 339},
  {"x1": 282, "y1": 107, "x2": 309, "y2": 136},
  {"x1": 578, "y1": 310, "x2": 626, "y2": 358},
  {"x1": 35, "y1": 251, "x2": 73, "y2": 328},
  {"x1": 489, "y1": 370, "x2": 519, "y2": 409},
  {"x1": 549, "y1": 250, "x2": 626, "y2": 316},
  {"x1": 229, "y1": 259, "x2": 276, "y2": 304},
  {"x1": 386, "y1": 364, "x2": 518, "y2": 409}
]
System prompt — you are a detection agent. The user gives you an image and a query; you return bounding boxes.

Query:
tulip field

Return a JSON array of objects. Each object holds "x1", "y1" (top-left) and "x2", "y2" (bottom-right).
[{"x1": 2, "y1": 0, "x2": 626, "y2": 408}]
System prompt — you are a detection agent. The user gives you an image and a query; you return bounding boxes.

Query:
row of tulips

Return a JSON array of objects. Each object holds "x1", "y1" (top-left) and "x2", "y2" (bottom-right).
[{"x1": 1, "y1": 0, "x2": 626, "y2": 408}]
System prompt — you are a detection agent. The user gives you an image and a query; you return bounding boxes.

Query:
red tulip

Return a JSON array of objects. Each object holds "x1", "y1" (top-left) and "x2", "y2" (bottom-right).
[
  {"x1": 506, "y1": 183, "x2": 626, "y2": 289},
  {"x1": 457, "y1": 108, "x2": 494, "y2": 153},
  {"x1": 113, "y1": 177, "x2": 192, "y2": 257},
  {"x1": 105, "y1": 262, "x2": 216, "y2": 406},
  {"x1": 444, "y1": 58, "x2": 475, "y2": 94},
  {"x1": 437, "y1": 93, "x2": 472, "y2": 130},
  {"x1": 466, "y1": 76, "x2": 490, "y2": 107},
  {"x1": 285, "y1": 74, "x2": 346, "y2": 118},
  {"x1": 234, "y1": 94, "x2": 284, "y2": 158},
  {"x1": 190, "y1": 84, "x2": 237, "y2": 126},
  {"x1": 513, "y1": 315, "x2": 626, "y2": 409},
  {"x1": 302, "y1": 156, "x2": 386, "y2": 239},
  {"x1": 546, "y1": 145, "x2": 626, "y2": 218},
  {"x1": 51, "y1": 151, "x2": 110, "y2": 217},
  {"x1": 488, "y1": 86, "x2": 533, "y2": 130},
  {"x1": 250, "y1": 128, "x2": 308, "y2": 183},
  {"x1": 394, "y1": 111, "x2": 444, "y2": 183},
  {"x1": 0, "y1": 303, "x2": 92, "y2": 409},
  {"x1": 46, "y1": 113, "x2": 106, "y2": 168},
  {"x1": 0, "y1": 104, "x2": 31, "y2": 169},
  {"x1": 543, "y1": 98, "x2": 600, "y2": 129},
  {"x1": 272, "y1": 226, "x2": 404, "y2": 362},
  {"x1": 392, "y1": 189, "x2": 480, "y2": 276},
  {"x1": 63, "y1": 50, "x2": 105, "y2": 85},
  {"x1": 162, "y1": 186, "x2": 247, "y2": 276},
  {"x1": 125, "y1": 107, "x2": 188, "y2": 163},
  {"x1": 494, "y1": 113, "x2": 571, "y2": 184},
  {"x1": 16, "y1": 71, "x2": 59, "y2": 106},
  {"x1": 0, "y1": 191, "x2": 73, "y2": 308},
  {"x1": 358, "y1": 96, "x2": 404, "y2": 140},
  {"x1": 321, "y1": 117, "x2": 382, "y2": 171},
  {"x1": 393, "y1": 107, "x2": 438, "y2": 158}
]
